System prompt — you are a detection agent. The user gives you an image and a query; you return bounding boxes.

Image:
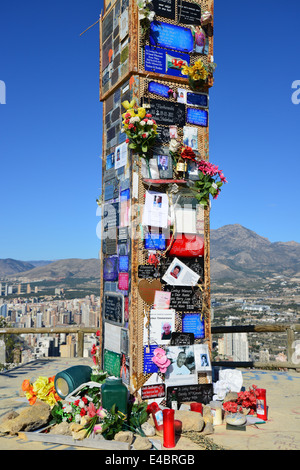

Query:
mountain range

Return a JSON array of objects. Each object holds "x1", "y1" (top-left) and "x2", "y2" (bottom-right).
[{"x1": 1, "y1": 225, "x2": 299, "y2": 282}]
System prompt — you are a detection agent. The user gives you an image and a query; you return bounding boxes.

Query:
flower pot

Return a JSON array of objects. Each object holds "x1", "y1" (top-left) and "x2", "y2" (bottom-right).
[{"x1": 188, "y1": 77, "x2": 206, "y2": 91}]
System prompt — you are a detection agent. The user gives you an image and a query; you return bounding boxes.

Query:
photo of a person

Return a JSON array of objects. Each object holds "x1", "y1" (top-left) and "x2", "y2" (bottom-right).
[
  {"x1": 161, "y1": 322, "x2": 172, "y2": 340},
  {"x1": 201, "y1": 354, "x2": 209, "y2": 367},
  {"x1": 193, "y1": 25, "x2": 206, "y2": 54},
  {"x1": 170, "y1": 265, "x2": 181, "y2": 279},
  {"x1": 153, "y1": 195, "x2": 162, "y2": 208},
  {"x1": 171, "y1": 351, "x2": 191, "y2": 375},
  {"x1": 157, "y1": 155, "x2": 168, "y2": 171},
  {"x1": 116, "y1": 148, "x2": 120, "y2": 161}
]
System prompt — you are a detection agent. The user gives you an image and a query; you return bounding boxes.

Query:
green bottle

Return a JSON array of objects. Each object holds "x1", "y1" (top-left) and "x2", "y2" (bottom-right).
[{"x1": 101, "y1": 377, "x2": 128, "y2": 415}]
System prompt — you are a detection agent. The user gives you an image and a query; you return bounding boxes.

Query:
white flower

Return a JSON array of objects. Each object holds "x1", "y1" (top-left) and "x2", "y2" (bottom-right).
[
  {"x1": 64, "y1": 404, "x2": 73, "y2": 413},
  {"x1": 147, "y1": 119, "x2": 153, "y2": 125},
  {"x1": 148, "y1": 11, "x2": 155, "y2": 21},
  {"x1": 212, "y1": 183, "x2": 218, "y2": 190},
  {"x1": 130, "y1": 116, "x2": 140, "y2": 123},
  {"x1": 169, "y1": 139, "x2": 180, "y2": 153},
  {"x1": 138, "y1": 11, "x2": 146, "y2": 20},
  {"x1": 78, "y1": 400, "x2": 85, "y2": 408},
  {"x1": 75, "y1": 414, "x2": 81, "y2": 423},
  {"x1": 140, "y1": 120, "x2": 146, "y2": 126}
]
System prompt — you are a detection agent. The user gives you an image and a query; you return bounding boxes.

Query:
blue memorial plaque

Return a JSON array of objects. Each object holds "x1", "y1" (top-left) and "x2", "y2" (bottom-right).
[
  {"x1": 186, "y1": 92, "x2": 209, "y2": 108},
  {"x1": 182, "y1": 313, "x2": 205, "y2": 339},
  {"x1": 150, "y1": 21, "x2": 194, "y2": 53},
  {"x1": 103, "y1": 256, "x2": 119, "y2": 281},
  {"x1": 186, "y1": 107, "x2": 208, "y2": 127},
  {"x1": 119, "y1": 255, "x2": 129, "y2": 272},
  {"x1": 148, "y1": 81, "x2": 170, "y2": 98},
  {"x1": 143, "y1": 345, "x2": 159, "y2": 374},
  {"x1": 145, "y1": 45, "x2": 190, "y2": 78},
  {"x1": 144, "y1": 233, "x2": 166, "y2": 250}
]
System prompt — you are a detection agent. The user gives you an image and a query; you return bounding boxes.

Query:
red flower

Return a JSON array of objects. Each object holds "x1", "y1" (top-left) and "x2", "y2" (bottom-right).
[
  {"x1": 96, "y1": 330, "x2": 100, "y2": 337},
  {"x1": 74, "y1": 400, "x2": 80, "y2": 407},
  {"x1": 82, "y1": 397, "x2": 88, "y2": 405},
  {"x1": 181, "y1": 145, "x2": 196, "y2": 161},
  {"x1": 80, "y1": 408, "x2": 86, "y2": 417}
]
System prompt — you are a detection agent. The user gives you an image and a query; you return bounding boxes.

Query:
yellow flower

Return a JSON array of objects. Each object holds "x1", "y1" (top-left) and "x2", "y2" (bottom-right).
[
  {"x1": 122, "y1": 99, "x2": 136, "y2": 110},
  {"x1": 32, "y1": 376, "x2": 49, "y2": 394},
  {"x1": 137, "y1": 107, "x2": 146, "y2": 119},
  {"x1": 181, "y1": 65, "x2": 190, "y2": 76}
]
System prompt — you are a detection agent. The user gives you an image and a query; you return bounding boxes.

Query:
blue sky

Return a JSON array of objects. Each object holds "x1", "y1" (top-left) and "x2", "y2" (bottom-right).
[{"x1": 0, "y1": 0, "x2": 299, "y2": 260}]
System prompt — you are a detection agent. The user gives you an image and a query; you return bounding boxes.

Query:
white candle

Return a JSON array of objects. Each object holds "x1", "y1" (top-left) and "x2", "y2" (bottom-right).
[{"x1": 213, "y1": 407, "x2": 222, "y2": 425}]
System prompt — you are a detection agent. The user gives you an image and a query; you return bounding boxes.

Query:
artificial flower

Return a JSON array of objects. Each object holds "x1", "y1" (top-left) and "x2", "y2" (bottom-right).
[{"x1": 151, "y1": 347, "x2": 171, "y2": 373}]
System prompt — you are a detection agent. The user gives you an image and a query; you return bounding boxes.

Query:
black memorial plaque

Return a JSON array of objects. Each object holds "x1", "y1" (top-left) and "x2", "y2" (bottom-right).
[
  {"x1": 171, "y1": 332, "x2": 194, "y2": 345},
  {"x1": 163, "y1": 285, "x2": 202, "y2": 311},
  {"x1": 143, "y1": 99, "x2": 186, "y2": 128},
  {"x1": 177, "y1": 0, "x2": 201, "y2": 25},
  {"x1": 138, "y1": 264, "x2": 157, "y2": 279},
  {"x1": 167, "y1": 384, "x2": 213, "y2": 405},
  {"x1": 152, "y1": 0, "x2": 176, "y2": 20},
  {"x1": 104, "y1": 293, "x2": 124, "y2": 325}
]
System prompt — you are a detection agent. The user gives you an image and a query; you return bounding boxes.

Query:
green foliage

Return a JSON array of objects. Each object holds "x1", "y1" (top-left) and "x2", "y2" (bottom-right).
[{"x1": 101, "y1": 404, "x2": 127, "y2": 440}]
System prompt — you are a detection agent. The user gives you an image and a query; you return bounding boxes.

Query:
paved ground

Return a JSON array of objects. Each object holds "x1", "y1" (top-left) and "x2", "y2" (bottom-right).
[{"x1": 0, "y1": 358, "x2": 299, "y2": 451}]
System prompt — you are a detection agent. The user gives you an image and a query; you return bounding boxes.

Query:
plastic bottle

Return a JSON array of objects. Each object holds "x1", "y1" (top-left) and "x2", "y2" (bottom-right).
[
  {"x1": 101, "y1": 377, "x2": 128, "y2": 415},
  {"x1": 147, "y1": 402, "x2": 164, "y2": 432}
]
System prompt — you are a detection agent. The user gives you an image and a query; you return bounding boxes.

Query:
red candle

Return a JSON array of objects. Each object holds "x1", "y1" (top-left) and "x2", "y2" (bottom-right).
[
  {"x1": 190, "y1": 402, "x2": 203, "y2": 414},
  {"x1": 256, "y1": 388, "x2": 267, "y2": 421},
  {"x1": 163, "y1": 409, "x2": 175, "y2": 448},
  {"x1": 174, "y1": 420, "x2": 182, "y2": 434}
]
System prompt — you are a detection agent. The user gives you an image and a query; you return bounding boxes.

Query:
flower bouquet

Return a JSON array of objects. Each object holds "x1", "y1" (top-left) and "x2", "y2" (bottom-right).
[
  {"x1": 181, "y1": 59, "x2": 216, "y2": 91},
  {"x1": 190, "y1": 159, "x2": 227, "y2": 207},
  {"x1": 137, "y1": 0, "x2": 155, "y2": 35},
  {"x1": 22, "y1": 376, "x2": 61, "y2": 408},
  {"x1": 122, "y1": 100, "x2": 158, "y2": 176},
  {"x1": 223, "y1": 385, "x2": 260, "y2": 416}
]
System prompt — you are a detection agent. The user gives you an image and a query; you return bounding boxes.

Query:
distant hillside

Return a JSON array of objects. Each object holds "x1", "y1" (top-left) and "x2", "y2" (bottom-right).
[
  {"x1": 7, "y1": 258, "x2": 100, "y2": 281},
  {"x1": 210, "y1": 224, "x2": 300, "y2": 281},
  {"x1": 2, "y1": 225, "x2": 300, "y2": 283},
  {"x1": 0, "y1": 259, "x2": 36, "y2": 277}
]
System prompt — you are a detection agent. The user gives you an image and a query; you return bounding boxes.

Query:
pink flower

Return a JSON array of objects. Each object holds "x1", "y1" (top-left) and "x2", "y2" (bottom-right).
[
  {"x1": 97, "y1": 407, "x2": 107, "y2": 419},
  {"x1": 151, "y1": 348, "x2": 171, "y2": 373},
  {"x1": 88, "y1": 402, "x2": 97, "y2": 418},
  {"x1": 94, "y1": 424, "x2": 102, "y2": 433}
]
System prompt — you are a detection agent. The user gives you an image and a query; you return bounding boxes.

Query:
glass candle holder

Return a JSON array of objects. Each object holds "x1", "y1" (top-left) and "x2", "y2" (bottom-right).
[
  {"x1": 163, "y1": 409, "x2": 175, "y2": 448},
  {"x1": 190, "y1": 402, "x2": 203, "y2": 414}
]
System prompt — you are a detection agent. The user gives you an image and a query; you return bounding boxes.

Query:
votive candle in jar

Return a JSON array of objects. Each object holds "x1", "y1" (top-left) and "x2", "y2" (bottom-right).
[
  {"x1": 190, "y1": 402, "x2": 203, "y2": 414},
  {"x1": 256, "y1": 388, "x2": 267, "y2": 421}
]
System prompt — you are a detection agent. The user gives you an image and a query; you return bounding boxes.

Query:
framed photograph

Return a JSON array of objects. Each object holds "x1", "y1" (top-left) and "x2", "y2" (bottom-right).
[
  {"x1": 165, "y1": 345, "x2": 197, "y2": 384},
  {"x1": 194, "y1": 344, "x2": 211, "y2": 371},
  {"x1": 183, "y1": 126, "x2": 198, "y2": 150},
  {"x1": 156, "y1": 154, "x2": 173, "y2": 179}
]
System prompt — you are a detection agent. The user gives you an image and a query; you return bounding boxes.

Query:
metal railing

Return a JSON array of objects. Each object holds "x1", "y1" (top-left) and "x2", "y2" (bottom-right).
[
  {"x1": 0, "y1": 326, "x2": 99, "y2": 358},
  {"x1": 211, "y1": 323, "x2": 300, "y2": 370},
  {"x1": 1, "y1": 323, "x2": 300, "y2": 369}
]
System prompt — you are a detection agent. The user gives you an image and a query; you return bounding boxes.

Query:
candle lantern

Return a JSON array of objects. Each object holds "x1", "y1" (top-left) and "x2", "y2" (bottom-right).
[
  {"x1": 54, "y1": 365, "x2": 92, "y2": 399},
  {"x1": 163, "y1": 409, "x2": 176, "y2": 448},
  {"x1": 256, "y1": 388, "x2": 267, "y2": 421}
]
